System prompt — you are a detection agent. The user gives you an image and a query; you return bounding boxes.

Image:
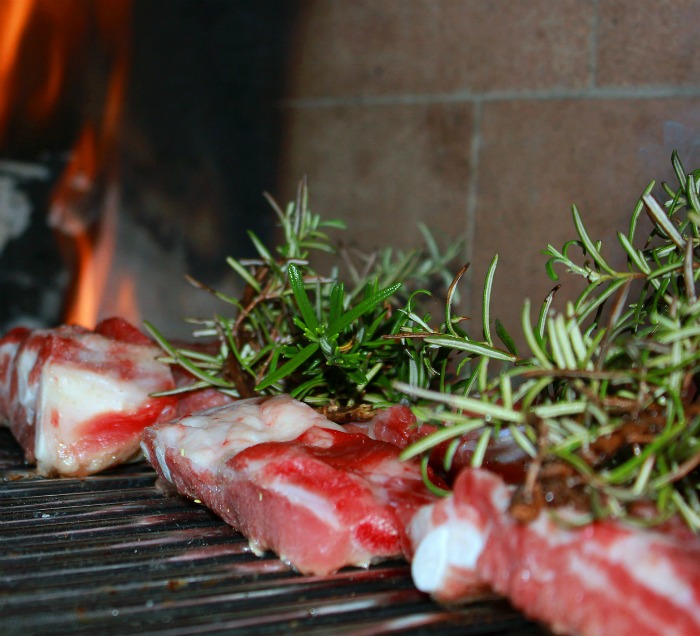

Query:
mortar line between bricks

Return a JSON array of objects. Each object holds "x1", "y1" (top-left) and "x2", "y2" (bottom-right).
[
  {"x1": 589, "y1": 0, "x2": 600, "y2": 89},
  {"x1": 280, "y1": 85, "x2": 700, "y2": 109},
  {"x1": 463, "y1": 99, "x2": 483, "y2": 317}
]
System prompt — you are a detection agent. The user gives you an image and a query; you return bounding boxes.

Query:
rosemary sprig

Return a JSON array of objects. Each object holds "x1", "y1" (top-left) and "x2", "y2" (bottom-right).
[
  {"x1": 145, "y1": 180, "x2": 464, "y2": 418},
  {"x1": 147, "y1": 154, "x2": 700, "y2": 530},
  {"x1": 400, "y1": 151, "x2": 700, "y2": 531}
]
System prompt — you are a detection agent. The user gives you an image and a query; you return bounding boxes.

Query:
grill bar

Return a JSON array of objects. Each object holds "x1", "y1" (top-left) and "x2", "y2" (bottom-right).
[{"x1": 0, "y1": 429, "x2": 545, "y2": 635}]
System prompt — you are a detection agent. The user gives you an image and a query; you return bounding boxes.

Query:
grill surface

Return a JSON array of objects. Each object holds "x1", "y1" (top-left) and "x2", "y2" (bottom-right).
[{"x1": 0, "y1": 429, "x2": 546, "y2": 635}]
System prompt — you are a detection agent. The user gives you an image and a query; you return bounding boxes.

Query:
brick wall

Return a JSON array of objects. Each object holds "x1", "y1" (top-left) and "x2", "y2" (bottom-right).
[{"x1": 276, "y1": 0, "x2": 700, "y2": 349}]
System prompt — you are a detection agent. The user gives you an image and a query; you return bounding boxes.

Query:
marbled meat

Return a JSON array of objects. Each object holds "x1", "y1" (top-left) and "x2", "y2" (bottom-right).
[
  {"x1": 141, "y1": 395, "x2": 439, "y2": 575},
  {"x1": 0, "y1": 317, "x2": 177, "y2": 476},
  {"x1": 409, "y1": 467, "x2": 700, "y2": 636}
]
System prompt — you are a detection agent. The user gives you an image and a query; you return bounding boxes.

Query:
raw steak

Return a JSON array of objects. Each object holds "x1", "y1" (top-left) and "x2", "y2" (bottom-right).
[
  {"x1": 409, "y1": 467, "x2": 700, "y2": 636},
  {"x1": 141, "y1": 395, "x2": 438, "y2": 575},
  {"x1": 0, "y1": 317, "x2": 177, "y2": 476}
]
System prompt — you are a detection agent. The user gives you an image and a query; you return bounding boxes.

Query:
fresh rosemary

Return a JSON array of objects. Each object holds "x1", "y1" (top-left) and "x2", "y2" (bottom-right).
[
  {"x1": 400, "y1": 151, "x2": 700, "y2": 531},
  {"x1": 147, "y1": 153, "x2": 700, "y2": 531},
  {"x1": 144, "y1": 180, "x2": 463, "y2": 420}
]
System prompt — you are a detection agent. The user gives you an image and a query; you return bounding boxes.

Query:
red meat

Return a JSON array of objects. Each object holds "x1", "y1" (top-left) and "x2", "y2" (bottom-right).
[
  {"x1": 0, "y1": 317, "x2": 177, "y2": 476},
  {"x1": 409, "y1": 467, "x2": 700, "y2": 636},
  {"x1": 141, "y1": 395, "x2": 438, "y2": 575}
]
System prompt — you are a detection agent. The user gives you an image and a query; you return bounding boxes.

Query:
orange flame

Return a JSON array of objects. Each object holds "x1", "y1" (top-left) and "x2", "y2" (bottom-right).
[
  {"x1": 65, "y1": 232, "x2": 103, "y2": 329},
  {"x1": 61, "y1": 182, "x2": 129, "y2": 328},
  {"x1": 113, "y1": 275, "x2": 141, "y2": 327},
  {"x1": 0, "y1": 0, "x2": 34, "y2": 137},
  {"x1": 0, "y1": 0, "x2": 91, "y2": 143},
  {"x1": 46, "y1": 2, "x2": 132, "y2": 328},
  {"x1": 2, "y1": 0, "x2": 138, "y2": 329}
]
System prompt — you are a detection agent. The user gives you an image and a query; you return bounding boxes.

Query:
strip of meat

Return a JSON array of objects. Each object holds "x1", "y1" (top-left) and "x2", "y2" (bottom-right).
[
  {"x1": 409, "y1": 467, "x2": 700, "y2": 636},
  {"x1": 141, "y1": 395, "x2": 438, "y2": 575},
  {"x1": 0, "y1": 317, "x2": 177, "y2": 476}
]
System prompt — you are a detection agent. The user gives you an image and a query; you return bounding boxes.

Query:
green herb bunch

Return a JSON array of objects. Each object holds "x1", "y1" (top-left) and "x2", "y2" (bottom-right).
[
  {"x1": 146, "y1": 181, "x2": 462, "y2": 420},
  {"x1": 400, "y1": 152, "x2": 700, "y2": 531}
]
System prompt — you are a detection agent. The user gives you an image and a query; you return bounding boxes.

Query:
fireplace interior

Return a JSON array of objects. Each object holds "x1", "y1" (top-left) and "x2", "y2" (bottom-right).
[{"x1": 0, "y1": 0, "x2": 296, "y2": 337}]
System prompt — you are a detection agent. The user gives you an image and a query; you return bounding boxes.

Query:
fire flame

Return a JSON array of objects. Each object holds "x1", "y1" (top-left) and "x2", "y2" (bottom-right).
[
  {"x1": 0, "y1": 0, "x2": 92, "y2": 144},
  {"x1": 0, "y1": 0, "x2": 34, "y2": 138},
  {"x1": 0, "y1": 0, "x2": 136, "y2": 329}
]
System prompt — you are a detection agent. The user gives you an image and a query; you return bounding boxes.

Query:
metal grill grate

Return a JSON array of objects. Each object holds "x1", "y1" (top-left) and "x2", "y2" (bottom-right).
[{"x1": 0, "y1": 429, "x2": 546, "y2": 635}]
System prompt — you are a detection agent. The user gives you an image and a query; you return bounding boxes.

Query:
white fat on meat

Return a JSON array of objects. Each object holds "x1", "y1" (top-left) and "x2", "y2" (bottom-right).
[
  {"x1": 409, "y1": 488, "x2": 489, "y2": 598},
  {"x1": 38, "y1": 334, "x2": 172, "y2": 475},
  {"x1": 143, "y1": 395, "x2": 344, "y2": 481},
  {"x1": 13, "y1": 344, "x2": 38, "y2": 426},
  {"x1": 410, "y1": 512, "x2": 486, "y2": 594},
  {"x1": 0, "y1": 321, "x2": 177, "y2": 477},
  {"x1": 36, "y1": 361, "x2": 159, "y2": 474},
  {"x1": 259, "y1": 481, "x2": 342, "y2": 530}
]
